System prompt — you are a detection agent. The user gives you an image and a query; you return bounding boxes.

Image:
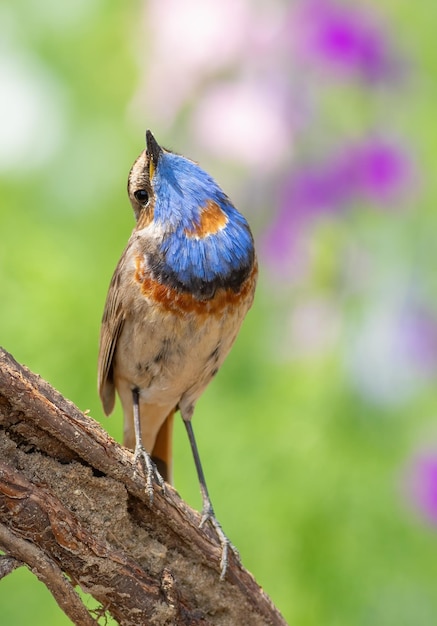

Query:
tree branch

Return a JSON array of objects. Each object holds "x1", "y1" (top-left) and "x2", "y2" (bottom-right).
[
  {"x1": 0, "y1": 347, "x2": 286, "y2": 625},
  {"x1": 0, "y1": 521, "x2": 98, "y2": 626}
]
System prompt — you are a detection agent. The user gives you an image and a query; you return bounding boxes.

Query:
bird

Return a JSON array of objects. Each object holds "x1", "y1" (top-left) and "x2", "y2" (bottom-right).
[{"x1": 97, "y1": 130, "x2": 257, "y2": 577}]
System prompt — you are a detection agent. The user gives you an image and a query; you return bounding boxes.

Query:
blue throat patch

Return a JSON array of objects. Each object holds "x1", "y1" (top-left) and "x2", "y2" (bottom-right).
[{"x1": 148, "y1": 151, "x2": 255, "y2": 299}]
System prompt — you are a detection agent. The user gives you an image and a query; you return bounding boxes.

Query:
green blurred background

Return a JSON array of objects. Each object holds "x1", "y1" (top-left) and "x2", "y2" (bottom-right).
[{"x1": 2, "y1": 1, "x2": 437, "y2": 624}]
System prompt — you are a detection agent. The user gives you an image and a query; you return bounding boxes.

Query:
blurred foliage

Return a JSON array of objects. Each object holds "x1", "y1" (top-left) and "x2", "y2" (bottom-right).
[{"x1": 2, "y1": 1, "x2": 437, "y2": 625}]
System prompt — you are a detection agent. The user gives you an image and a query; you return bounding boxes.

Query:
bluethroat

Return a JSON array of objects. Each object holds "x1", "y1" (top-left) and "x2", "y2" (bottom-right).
[{"x1": 97, "y1": 131, "x2": 257, "y2": 577}]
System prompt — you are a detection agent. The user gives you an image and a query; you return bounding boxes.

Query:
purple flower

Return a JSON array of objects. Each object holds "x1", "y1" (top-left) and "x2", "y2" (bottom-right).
[
  {"x1": 347, "y1": 301, "x2": 437, "y2": 406},
  {"x1": 261, "y1": 167, "x2": 334, "y2": 269},
  {"x1": 291, "y1": 0, "x2": 397, "y2": 83},
  {"x1": 341, "y1": 139, "x2": 412, "y2": 205},
  {"x1": 401, "y1": 309, "x2": 437, "y2": 374},
  {"x1": 262, "y1": 137, "x2": 411, "y2": 267},
  {"x1": 405, "y1": 452, "x2": 437, "y2": 526}
]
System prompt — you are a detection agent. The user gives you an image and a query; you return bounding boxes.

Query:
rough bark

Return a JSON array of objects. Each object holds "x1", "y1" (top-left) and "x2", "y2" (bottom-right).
[{"x1": 0, "y1": 347, "x2": 286, "y2": 625}]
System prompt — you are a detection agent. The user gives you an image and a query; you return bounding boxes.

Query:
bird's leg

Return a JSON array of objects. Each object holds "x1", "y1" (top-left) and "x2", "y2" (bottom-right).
[
  {"x1": 183, "y1": 418, "x2": 239, "y2": 580},
  {"x1": 132, "y1": 388, "x2": 165, "y2": 502}
]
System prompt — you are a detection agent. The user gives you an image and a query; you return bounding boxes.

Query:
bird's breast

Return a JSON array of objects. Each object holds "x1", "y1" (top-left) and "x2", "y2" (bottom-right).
[{"x1": 134, "y1": 253, "x2": 258, "y2": 320}]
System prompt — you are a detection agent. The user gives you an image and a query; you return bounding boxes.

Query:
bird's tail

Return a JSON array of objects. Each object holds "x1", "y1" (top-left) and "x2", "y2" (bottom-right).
[{"x1": 150, "y1": 409, "x2": 174, "y2": 484}]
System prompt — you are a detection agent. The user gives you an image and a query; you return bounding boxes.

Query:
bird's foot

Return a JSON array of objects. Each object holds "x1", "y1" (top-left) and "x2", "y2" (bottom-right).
[
  {"x1": 133, "y1": 441, "x2": 166, "y2": 503},
  {"x1": 200, "y1": 505, "x2": 240, "y2": 580}
]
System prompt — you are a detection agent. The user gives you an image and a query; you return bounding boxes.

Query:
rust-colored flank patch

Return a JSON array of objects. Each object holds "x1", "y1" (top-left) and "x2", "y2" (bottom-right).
[
  {"x1": 185, "y1": 199, "x2": 228, "y2": 239},
  {"x1": 134, "y1": 254, "x2": 258, "y2": 318}
]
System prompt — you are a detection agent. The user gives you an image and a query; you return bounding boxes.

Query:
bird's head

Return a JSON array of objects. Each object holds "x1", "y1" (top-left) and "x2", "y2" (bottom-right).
[
  {"x1": 127, "y1": 131, "x2": 255, "y2": 297},
  {"x1": 128, "y1": 131, "x2": 235, "y2": 233}
]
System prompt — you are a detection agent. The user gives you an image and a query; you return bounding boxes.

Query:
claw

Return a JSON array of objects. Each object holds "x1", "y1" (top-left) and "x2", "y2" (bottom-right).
[
  {"x1": 131, "y1": 388, "x2": 166, "y2": 502},
  {"x1": 182, "y1": 418, "x2": 241, "y2": 579},
  {"x1": 133, "y1": 440, "x2": 165, "y2": 504},
  {"x1": 200, "y1": 505, "x2": 240, "y2": 580}
]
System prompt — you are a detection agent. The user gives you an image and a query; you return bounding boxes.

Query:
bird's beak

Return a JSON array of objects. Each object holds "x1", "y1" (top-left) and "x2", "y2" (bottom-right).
[{"x1": 146, "y1": 130, "x2": 162, "y2": 180}]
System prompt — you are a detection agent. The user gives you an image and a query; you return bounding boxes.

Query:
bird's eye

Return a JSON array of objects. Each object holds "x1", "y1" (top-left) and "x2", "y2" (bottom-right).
[{"x1": 134, "y1": 189, "x2": 149, "y2": 205}]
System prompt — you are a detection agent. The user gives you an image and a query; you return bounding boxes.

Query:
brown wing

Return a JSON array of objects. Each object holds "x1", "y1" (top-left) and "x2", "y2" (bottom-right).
[{"x1": 97, "y1": 255, "x2": 127, "y2": 416}]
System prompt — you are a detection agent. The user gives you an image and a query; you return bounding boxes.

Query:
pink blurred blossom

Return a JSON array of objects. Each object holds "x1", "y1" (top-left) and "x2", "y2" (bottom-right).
[
  {"x1": 192, "y1": 80, "x2": 292, "y2": 170},
  {"x1": 133, "y1": 0, "x2": 292, "y2": 136},
  {"x1": 134, "y1": 0, "x2": 250, "y2": 122},
  {"x1": 282, "y1": 297, "x2": 342, "y2": 359}
]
